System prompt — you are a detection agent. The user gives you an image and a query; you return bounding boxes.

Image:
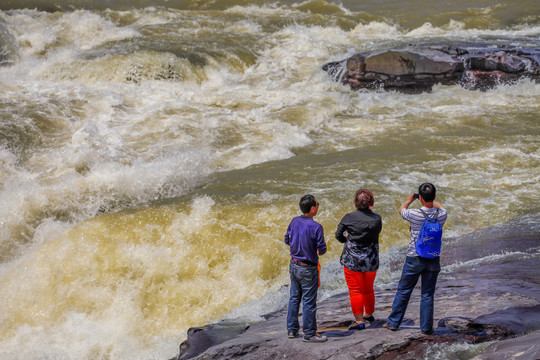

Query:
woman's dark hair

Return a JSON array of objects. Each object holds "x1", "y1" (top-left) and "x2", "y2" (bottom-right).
[
  {"x1": 418, "y1": 182, "x2": 436, "y2": 202},
  {"x1": 299, "y1": 194, "x2": 318, "y2": 214},
  {"x1": 354, "y1": 189, "x2": 374, "y2": 210}
]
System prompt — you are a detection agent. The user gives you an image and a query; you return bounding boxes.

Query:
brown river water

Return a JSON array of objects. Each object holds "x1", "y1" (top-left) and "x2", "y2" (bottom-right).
[{"x1": 0, "y1": 1, "x2": 539, "y2": 358}]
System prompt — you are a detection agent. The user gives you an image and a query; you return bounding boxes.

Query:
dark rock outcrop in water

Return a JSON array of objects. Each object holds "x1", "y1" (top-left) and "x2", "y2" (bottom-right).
[
  {"x1": 322, "y1": 43, "x2": 540, "y2": 92},
  {"x1": 173, "y1": 213, "x2": 540, "y2": 359}
]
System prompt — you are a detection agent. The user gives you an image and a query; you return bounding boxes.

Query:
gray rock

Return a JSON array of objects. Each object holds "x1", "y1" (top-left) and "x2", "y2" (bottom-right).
[
  {"x1": 177, "y1": 322, "x2": 250, "y2": 360},
  {"x1": 472, "y1": 330, "x2": 540, "y2": 360},
  {"x1": 322, "y1": 43, "x2": 540, "y2": 92}
]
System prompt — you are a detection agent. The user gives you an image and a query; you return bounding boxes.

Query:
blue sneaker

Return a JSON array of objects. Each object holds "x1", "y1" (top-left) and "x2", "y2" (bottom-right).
[{"x1": 348, "y1": 322, "x2": 366, "y2": 330}]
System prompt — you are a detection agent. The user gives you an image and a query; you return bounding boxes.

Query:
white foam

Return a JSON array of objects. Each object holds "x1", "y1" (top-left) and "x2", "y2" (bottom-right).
[
  {"x1": 3, "y1": 9, "x2": 139, "y2": 58},
  {"x1": 441, "y1": 248, "x2": 540, "y2": 275},
  {"x1": 424, "y1": 340, "x2": 494, "y2": 360}
]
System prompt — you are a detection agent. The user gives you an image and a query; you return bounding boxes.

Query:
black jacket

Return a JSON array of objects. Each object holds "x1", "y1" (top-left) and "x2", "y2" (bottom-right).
[{"x1": 335, "y1": 209, "x2": 382, "y2": 272}]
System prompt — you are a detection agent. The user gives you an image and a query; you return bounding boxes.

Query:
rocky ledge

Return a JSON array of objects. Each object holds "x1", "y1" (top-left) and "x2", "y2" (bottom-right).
[
  {"x1": 173, "y1": 214, "x2": 540, "y2": 360},
  {"x1": 322, "y1": 43, "x2": 540, "y2": 92}
]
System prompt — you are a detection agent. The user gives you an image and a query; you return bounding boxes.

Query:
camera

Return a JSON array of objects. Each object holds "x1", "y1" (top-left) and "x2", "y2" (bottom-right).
[{"x1": 413, "y1": 193, "x2": 419, "y2": 199}]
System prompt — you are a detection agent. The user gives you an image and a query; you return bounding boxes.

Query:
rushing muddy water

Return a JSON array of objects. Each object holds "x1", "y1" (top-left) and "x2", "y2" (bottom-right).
[{"x1": 1, "y1": 1, "x2": 539, "y2": 359}]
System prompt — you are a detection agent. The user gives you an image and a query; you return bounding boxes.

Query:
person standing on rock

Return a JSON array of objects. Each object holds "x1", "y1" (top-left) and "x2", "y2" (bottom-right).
[
  {"x1": 384, "y1": 183, "x2": 447, "y2": 335},
  {"x1": 335, "y1": 189, "x2": 382, "y2": 330},
  {"x1": 285, "y1": 194, "x2": 328, "y2": 343}
]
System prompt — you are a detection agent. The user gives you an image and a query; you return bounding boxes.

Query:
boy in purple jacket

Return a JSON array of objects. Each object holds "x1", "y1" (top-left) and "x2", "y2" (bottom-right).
[{"x1": 285, "y1": 194, "x2": 328, "y2": 342}]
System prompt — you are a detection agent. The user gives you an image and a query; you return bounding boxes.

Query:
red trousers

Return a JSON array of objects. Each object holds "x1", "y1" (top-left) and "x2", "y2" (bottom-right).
[{"x1": 343, "y1": 266, "x2": 376, "y2": 316}]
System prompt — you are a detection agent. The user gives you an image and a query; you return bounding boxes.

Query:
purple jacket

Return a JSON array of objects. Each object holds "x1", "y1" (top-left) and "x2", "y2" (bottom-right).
[{"x1": 285, "y1": 215, "x2": 327, "y2": 265}]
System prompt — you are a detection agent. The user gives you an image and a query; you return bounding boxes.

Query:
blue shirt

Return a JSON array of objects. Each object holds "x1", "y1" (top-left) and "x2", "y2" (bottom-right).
[{"x1": 285, "y1": 215, "x2": 327, "y2": 264}]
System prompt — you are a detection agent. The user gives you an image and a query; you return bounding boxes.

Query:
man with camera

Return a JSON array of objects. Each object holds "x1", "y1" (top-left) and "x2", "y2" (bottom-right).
[{"x1": 384, "y1": 182, "x2": 447, "y2": 335}]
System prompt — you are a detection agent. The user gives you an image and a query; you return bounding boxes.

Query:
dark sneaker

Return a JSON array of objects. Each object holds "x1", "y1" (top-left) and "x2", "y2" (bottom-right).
[
  {"x1": 383, "y1": 322, "x2": 398, "y2": 331},
  {"x1": 303, "y1": 333, "x2": 327, "y2": 343},
  {"x1": 348, "y1": 322, "x2": 366, "y2": 330},
  {"x1": 421, "y1": 329, "x2": 434, "y2": 335},
  {"x1": 288, "y1": 331, "x2": 298, "y2": 339},
  {"x1": 363, "y1": 315, "x2": 375, "y2": 322}
]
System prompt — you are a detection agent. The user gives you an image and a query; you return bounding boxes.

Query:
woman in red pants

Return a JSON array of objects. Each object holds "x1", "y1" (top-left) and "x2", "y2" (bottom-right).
[{"x1": 335, "y1": 189, "x2": 382, "y2": 330}]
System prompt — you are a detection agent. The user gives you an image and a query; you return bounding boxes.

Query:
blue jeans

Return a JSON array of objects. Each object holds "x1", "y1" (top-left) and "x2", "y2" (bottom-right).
[
  {"x1": 387, "y1": 256, "x2": 440, "y2": 332},
  {"x1": 286, "y1": 259, "x2": 319, "y2": 337}
]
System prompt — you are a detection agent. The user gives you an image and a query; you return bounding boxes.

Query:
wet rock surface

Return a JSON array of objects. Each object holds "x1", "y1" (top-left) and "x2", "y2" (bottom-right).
[
  {"x1": 322, "y1": 43, "x2": 540, "y2": 92},
  {"x1": 472, "y1": 330, "x2": 540, "y2": 360},
  {"x1": 174, "y1": 214, "x2": 540, "y2": 360}
]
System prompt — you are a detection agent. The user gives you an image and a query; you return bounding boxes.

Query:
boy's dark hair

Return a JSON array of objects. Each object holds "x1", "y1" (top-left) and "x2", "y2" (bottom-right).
[
  {"x1": 418, "y1": 182, "x2": 436, "y2": 202},
  {"x1": 299, "y1": 194, "x2": 317, "y2": 214}
]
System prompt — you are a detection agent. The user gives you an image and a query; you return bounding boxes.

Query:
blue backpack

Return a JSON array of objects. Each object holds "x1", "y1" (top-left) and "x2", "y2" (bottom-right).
[{"x1": 416, "y1": 209, "x2": 443, "y2": 259}]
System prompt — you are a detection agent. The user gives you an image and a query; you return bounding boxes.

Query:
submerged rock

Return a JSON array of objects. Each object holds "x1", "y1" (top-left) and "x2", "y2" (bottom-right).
[{"x1": 322, "y1": 43, "x2": 540, "y2": 92}]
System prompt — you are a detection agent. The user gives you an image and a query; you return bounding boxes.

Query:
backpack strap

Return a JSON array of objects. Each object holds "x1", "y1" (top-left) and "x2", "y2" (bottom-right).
[
  {"x1": 420, "y1": 209, "x2": 440, "y2": 221},
  {"x1": 412, "y1": 209, "x2": 440, "y2": 232}
]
